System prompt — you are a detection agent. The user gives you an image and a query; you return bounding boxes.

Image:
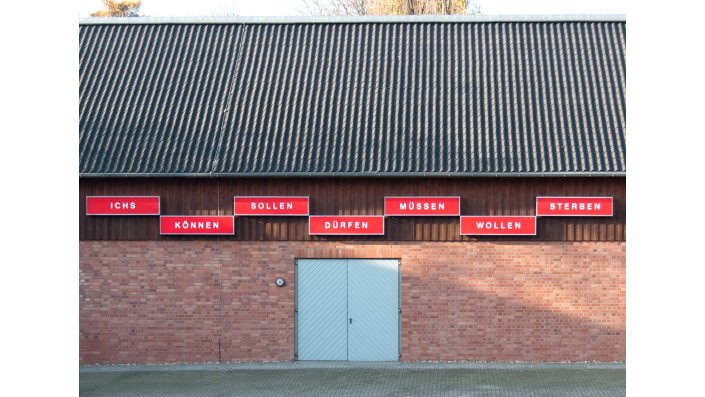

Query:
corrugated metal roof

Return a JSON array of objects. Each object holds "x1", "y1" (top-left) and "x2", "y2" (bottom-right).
[{"x1": 79, "y1": 18, "x2": 625, "y2": 176}]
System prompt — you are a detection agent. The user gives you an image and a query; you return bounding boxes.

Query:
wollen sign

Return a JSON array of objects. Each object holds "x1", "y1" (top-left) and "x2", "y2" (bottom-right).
[
  {"x1": 536, "y1": 197, "x2": 613, "y2": 217},
  {"x1": 86, "y1": 196, "x2": 160, "y2": 215},
  {"x1": 384, "y1": 196, "x2": 460, "y2": 216},
  {"x1": 234, "y1": 196, "x2": 309, "y2": 216},
  {"x1": 160, "y1": 216, "x2": 235, "y2": 235},
  {"x1": 460, "y1": 216, "x2": 537, "y2": 236},
  {"x1": 309, "y1": 216, "x2": 385, "y2": 235}
]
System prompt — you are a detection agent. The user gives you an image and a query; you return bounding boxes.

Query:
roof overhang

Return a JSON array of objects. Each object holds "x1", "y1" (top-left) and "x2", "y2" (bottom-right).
[{"x1": 79, "y1": 172, "x2": 626, "y2": 178}]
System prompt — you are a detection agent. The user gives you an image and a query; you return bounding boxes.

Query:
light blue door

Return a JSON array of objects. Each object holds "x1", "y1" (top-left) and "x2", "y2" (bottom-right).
[
  {"x1": 296, "y1": 259, "x2": 400, "y2": 361},
  {"x1": 347, "y1": 259, "x2": 400, "y2": 361},
  {"x1": 297, "y1": 259, "x2": 348, "y2": 360}
]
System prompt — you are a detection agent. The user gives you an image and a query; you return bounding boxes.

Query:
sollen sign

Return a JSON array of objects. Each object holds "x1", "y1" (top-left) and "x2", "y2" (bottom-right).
[
  {"x1": 536, "y1": 197, "x2": 613, "y2": 217},
  {"x1": 86, "y1": 196, "x2": 160, "y2": 215},
  {"x1": 460, "y1": 216, "x2": 537, "y2": 236},
  {"x1": 234, "y1": 196, "x2": 309, "y2": 216},
  {"x1": 384, "y1": 196, "x2": 460, "y2": 216},
  {"x1": 160, "y1": 216, "x2": 235, "y2": 235},
  {"x1": 309, "y1": 216, "x2": 385, "y2": 235}
]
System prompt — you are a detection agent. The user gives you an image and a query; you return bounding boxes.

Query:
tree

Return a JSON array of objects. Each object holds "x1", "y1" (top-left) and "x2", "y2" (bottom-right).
[
  {"x1": 90, "y1": 0, "x2": 142, "y2": 17},
  {"x1": 467, "y1": 0, "x2": 482, "y2": 15},
  {"x1": 301, "y1": 0, "x2": 482, "y2": 16}
]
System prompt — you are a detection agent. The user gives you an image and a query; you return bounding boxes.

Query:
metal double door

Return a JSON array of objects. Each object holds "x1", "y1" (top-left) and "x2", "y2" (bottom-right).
[{"x1": 296, "y1": 259, "x2": 400, "y2": 361}]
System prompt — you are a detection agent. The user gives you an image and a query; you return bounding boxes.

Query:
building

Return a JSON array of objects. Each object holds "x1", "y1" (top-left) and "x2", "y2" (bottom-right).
[{"x1": 79, "y1": 15, "x2": 626, "y2": 365}]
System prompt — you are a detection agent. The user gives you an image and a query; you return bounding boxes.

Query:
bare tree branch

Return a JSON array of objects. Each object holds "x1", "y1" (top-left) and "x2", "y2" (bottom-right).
[{"x1": 300, "y1": 0, "x2": 479, "y2": 16}]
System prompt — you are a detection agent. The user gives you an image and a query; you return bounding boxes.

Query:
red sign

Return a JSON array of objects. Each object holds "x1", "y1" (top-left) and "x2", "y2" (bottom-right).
[
  {"x1": 536, "y1": 197, "x2": 613, "y2": 217},
  {"x1": 234, "y1": 196, "x2": 309, "y2": 216},
  {"x1": 309, "y1": 216, "x2": 385, "y2": 235},
  {"x1": 460, "y1": 216, "x2": 537, "y2": 236},
  {"x1": 160, "y1": 216, "x2": 235, "y2": 235},
  {"x1": 86, "y1": 196, "x2": 160, "y2": 215},
  {"x1": 384, "y1": 196, "x2": 460, "y2": 216}
]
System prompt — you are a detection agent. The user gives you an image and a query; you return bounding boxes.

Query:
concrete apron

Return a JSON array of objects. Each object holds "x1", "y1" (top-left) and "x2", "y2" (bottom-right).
[{"x1": 80, "y1": 362, "x2": 626, "y2": 397}]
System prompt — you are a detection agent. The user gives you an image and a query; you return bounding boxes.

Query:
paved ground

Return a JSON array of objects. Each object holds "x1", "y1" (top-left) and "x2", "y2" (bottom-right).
[{"x1": 80, "y1": 362, "x2": 625, "y2": 397}]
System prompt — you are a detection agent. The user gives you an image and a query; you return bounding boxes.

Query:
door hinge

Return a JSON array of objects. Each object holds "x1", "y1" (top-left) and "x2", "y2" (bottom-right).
[{"x1": 398, "y1": 309, "x2": 402, "y2": 314}]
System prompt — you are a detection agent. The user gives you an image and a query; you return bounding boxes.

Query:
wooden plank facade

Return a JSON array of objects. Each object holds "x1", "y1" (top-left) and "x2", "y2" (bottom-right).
[{"x1": 80, "y1": 177, "x2": 625, "y2": 242}]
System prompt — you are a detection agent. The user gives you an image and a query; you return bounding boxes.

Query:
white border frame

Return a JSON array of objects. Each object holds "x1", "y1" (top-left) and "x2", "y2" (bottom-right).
[
  {"x1": 460, "y1": 216, "x2": 537, "y2": 236},
  {"x1": 85, "y1": 195, "x2": 160, "y2": 216},
  {"x1": 159, "y1": 215, "x2": 235, "y2": 235},
  {"x1": 535, "y1": 196, "x2": 614, "y2": 217},
  {"x1": 233, "y1": 196, "x2": 310, "y2": 216},
  {"x1": 308, "y1": 215, "x2": 386, "y2": 235},
  {"x1": 383, "y1": 196, "x2": 461, "y2": 217}
]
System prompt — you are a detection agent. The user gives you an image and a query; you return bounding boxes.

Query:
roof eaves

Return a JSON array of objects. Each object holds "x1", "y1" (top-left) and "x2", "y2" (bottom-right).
[{"x1": 79, "y1": 171, "x2": 627, "y2": 178}]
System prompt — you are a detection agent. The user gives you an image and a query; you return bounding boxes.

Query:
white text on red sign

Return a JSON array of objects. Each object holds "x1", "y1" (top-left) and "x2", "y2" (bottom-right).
[
  {"x1": 384, "y1": 197, "x2": 460, "y2": 216},
  {"x1": 536, "y1": 197, "x2": 613, "y2": 217},
  {"x1": 460, "y1": 216, "x2": 537, "y2": 235},
  {"x1": 86, "y1": 196, "x2": 160, "y2": 215},
  {"x1": 160, "y1": 216, "x2": 235, "y2": 235},
  {"x1": 309, "y1": 216, "x2": 385, "y2": 235},
  {"x1": 234, "y1": 196, "x2": 309, "y2": 216}
]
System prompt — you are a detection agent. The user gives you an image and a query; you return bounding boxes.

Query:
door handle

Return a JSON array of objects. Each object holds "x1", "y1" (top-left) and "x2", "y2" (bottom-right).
[{"x1": 349, "y1": 318, "x2": 352, "y2": 324}]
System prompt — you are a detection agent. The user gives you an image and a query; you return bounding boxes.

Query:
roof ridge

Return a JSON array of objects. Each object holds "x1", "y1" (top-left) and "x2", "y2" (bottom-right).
[{"x1": 79, "y1": 14, "x2": 626, "y2": 26}]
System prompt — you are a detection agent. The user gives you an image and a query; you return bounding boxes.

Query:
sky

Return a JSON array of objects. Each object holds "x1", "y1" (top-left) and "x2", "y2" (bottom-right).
[{"x1": 79, "y1": 0, "x2": 626, "y2": 18}]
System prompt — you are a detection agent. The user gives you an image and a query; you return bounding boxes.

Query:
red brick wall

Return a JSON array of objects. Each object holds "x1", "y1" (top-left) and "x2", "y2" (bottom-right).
[{"x1": 80, "y1": 241, "x2": 625, "y2": 364}]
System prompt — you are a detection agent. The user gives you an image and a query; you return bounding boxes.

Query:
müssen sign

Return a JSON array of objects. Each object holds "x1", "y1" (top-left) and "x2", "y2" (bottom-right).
[
  {"x1": 160, "y1": 216, "x2": 235, "y2": 235},
  {"x1": 86, "y1": 196, "x2": 160, "y2": 215},
  {"x1": 309, "y1": 216, "x2": 385, "y2": 235},
  {"x1": 460, "y1": 216, "x2": 537, "y2": 236},
  {"x1": 536, "y1": 197, "x2": 613, "y2": 217},
  {"x1": 234, "y1": 196, "x2": 309, "y2": 216},
  {"x1": 384, "y1": 197, "x2": 460, "y2": 216}
]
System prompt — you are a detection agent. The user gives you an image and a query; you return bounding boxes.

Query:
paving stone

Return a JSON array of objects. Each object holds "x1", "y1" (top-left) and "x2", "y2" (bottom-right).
[{"x1": 80, "y1": 363, "x2": 625, "y2": 397}]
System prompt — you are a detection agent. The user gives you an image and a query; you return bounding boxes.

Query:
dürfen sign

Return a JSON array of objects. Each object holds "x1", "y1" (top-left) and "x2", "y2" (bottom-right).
[{"x1": 309, "y1": 216, "x2": 385, "y2": 235}]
